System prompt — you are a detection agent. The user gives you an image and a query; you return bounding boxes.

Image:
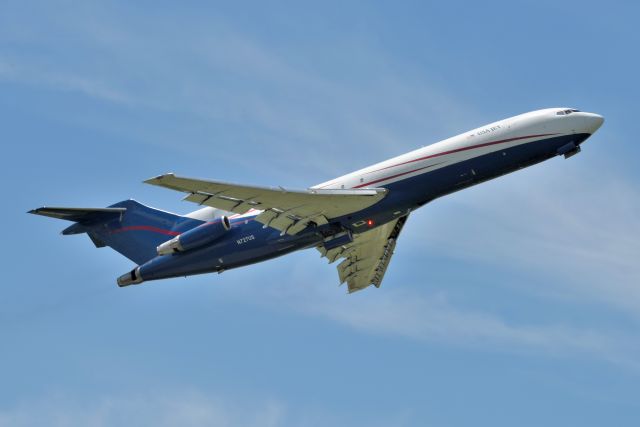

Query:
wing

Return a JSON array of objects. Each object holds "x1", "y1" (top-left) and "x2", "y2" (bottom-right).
[
  {"x1": 317, "y1": 215, "x2": 409, "y2": 293},
  {"x1": 144, "y1": 173, "x2": 387, "y2": 235}
]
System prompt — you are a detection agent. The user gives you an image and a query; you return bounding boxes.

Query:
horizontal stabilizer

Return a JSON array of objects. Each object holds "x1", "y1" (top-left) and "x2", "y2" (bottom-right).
[
  {"x1": 28, "y1": 200, "x2": 199, "y2": 264},
  {"x1": 29, "y1": 207, "x2": 126, "y2": 235},
  {"x1": 29, "y1": 207, "x2": 126, "y2": 222}
]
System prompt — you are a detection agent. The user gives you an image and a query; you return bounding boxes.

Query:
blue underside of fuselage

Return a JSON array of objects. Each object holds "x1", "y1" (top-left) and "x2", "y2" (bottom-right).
[
  {"x1": 335, "y1": 132, "x2": 591, "y2": 228},
  {"x1": 138, "y1": 133, "x2": 591, "y2": 281}
]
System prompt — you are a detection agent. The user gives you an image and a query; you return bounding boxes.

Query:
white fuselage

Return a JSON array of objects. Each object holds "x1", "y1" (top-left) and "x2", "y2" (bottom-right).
[{"x1": 313, "y1": 108, "x2": 604, "y2": 191}]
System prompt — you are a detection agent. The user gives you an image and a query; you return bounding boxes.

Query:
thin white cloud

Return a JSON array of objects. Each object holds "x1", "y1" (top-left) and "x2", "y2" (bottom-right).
[
  {"x1": 0, "y1": 59, "x2": 135, "y2": 105},
  {"x1": 407, "y1": 162, "x2": 640, "y2": 315},
  {"x1": 0, "y1": 389, "x2": 412, "y2": 427},
  {"x1": 0, "y1": 390, "x2": 286, "y2": 427},
  {"x1": 218, "y1": 260, "x2": 640, "y2": 372},
  {"x1": 0, "y1": 2, "x2": 481, "y2": 180}
]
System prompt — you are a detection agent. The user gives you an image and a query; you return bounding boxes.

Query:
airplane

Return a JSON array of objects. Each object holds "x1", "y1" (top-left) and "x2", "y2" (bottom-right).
[{"x1": 30, "y1": 108, "x2": 604, "y2": 293}]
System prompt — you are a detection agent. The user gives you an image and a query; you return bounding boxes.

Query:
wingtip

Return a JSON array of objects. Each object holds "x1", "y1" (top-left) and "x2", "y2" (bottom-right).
[{"x1": 144, "y1": 172, "x2": 175, "y2": 185}]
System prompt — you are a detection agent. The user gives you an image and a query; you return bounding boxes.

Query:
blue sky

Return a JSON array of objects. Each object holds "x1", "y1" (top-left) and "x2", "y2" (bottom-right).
[{"x1": 2, "y1": 0, "x2": 639, "y2": 425}]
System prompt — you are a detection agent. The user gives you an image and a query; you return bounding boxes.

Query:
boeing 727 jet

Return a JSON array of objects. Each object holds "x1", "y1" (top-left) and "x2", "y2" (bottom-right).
[{"x1": 30, "y1": 108, "x2": 604, "y2": 292}]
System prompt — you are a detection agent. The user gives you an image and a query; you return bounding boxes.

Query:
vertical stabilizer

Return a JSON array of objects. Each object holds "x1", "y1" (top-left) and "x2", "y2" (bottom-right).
[{"x1": 30, "y1": 200, "x2": 204, "y2": 264}]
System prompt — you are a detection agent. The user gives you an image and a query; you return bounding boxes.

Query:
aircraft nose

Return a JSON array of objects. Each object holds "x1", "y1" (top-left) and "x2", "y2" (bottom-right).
[{"x1": 583, "y1": 112, "x2": 605, "y2": 134}]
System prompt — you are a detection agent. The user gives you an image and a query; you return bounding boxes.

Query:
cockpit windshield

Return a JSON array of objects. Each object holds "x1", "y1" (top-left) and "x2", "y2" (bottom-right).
[{"x1": 556, "y1": 109, "x2": 581, "y2": 115}]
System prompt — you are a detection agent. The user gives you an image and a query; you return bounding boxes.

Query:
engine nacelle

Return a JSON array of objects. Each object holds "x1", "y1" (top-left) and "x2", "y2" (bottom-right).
[{"x1": 157, "y1": 216, "x2": 231, "y2": 255}]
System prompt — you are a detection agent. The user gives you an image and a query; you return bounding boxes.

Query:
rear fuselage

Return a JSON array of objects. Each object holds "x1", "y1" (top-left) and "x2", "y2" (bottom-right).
[{"x1": 130, "y1": 108, "x2": 604, "y2": 284}]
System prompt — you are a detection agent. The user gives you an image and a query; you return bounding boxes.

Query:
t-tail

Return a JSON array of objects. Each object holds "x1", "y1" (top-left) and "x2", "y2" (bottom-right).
[{"x1": 29, "y1": 200, "x2": 207, "y2": 285}]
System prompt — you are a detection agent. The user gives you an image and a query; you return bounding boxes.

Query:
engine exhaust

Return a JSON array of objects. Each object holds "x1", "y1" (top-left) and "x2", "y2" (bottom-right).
[{"x1": 116, "y1": 267, "x2": 144, "y2": 287}]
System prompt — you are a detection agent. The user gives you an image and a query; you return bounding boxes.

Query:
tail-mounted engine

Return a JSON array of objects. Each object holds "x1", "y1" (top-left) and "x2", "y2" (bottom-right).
[{"x1": 157, "y1": 216, "x2": 231, "y2": 255}]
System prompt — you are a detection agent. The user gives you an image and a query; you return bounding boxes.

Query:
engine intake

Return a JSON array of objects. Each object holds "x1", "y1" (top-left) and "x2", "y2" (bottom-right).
[{"x1": 157, "y1": 216, "x2": 231, "y2": 255}]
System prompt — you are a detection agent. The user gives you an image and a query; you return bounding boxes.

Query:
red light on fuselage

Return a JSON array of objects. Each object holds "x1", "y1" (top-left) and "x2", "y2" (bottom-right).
[{"x1": 367, "y1": 219, "x2": 374, "y2": 227}]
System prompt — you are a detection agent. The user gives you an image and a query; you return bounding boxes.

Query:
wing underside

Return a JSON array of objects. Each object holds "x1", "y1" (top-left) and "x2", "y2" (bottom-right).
[
  {"x1": 317, "y1": 215, "x2": 409, "y2": 293},
  {"x1": 145, "y1": 173, "x2": 387, "y2": 235}
]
